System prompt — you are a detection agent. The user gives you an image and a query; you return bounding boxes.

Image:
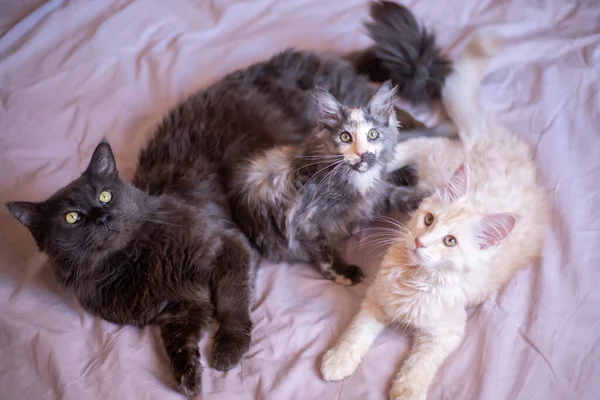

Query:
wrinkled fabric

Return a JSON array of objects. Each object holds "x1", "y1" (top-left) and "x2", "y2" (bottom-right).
[{"x1": 0, "y1": 0, "x2": 599, "y2": 399}]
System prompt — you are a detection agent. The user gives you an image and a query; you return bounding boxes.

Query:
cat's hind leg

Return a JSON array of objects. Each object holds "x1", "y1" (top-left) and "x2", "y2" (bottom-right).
[
  {"x1": 321, "y1": 292, "x2": 388, "y2": 380},
  {"x1": 390, "y1": 317, "x2": 465, "y2": 400},
  {"x1": 317, "y1": 248, "x2": 364, "y2": 286},
  {"x1": 156, "y1": 302, "x2": 213, "y2": 396},
  {"x1": 209, "y1": 235, "x2": 254, "y2": 371}
]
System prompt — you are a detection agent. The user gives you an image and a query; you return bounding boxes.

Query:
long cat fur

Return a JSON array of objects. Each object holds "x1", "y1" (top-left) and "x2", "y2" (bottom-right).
[{"x1": 320, "y1": 35, "x2": 550, "y2": 400}]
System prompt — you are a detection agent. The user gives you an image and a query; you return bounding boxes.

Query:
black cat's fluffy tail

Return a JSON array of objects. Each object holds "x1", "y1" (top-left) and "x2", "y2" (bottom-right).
[{"x1": 350, "y1": 1, "x2": 452, "y2": 105}]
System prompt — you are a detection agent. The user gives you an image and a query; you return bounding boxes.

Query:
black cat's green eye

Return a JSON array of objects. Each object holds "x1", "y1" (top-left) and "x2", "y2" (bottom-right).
[
  {"x1": 339, "y1": 132, "x2": 352, "y2": 143},
  {"x1": 99, "y1": 190, "x2": 112, "y2": 204},
  {"x1": 65, "y1": 211, "x2": 80, "y2": 224},
  {"x1": 424, "y1": 213, "x2": 434, "y2": 226},
  {"x1": 367, "y1": 129, "x2": 379, "y2": 140},
  {"x1": 443, "y1": 235, "x2": 457, "y2": 247}
]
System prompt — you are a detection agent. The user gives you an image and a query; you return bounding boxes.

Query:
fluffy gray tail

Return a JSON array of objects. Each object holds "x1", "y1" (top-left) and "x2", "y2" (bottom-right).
[{"x1": 349, "y1": 1, "x2": 452, "y2": 106}]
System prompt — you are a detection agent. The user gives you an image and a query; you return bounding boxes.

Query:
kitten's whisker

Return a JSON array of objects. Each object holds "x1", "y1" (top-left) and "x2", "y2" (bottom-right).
[
  {"x1": 289, "y1": 159, "x2": 337, "y2": 175},
  {"x1": 312, "y1": 161, "x2": 343, "y2": 200},
  {"x1": 300, "y1": 159, "x2": 344, "y2": 190}
]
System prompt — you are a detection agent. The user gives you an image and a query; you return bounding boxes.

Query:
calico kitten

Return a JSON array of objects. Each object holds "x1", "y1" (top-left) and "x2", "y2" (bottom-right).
[
  {"x1": 230, "y1": 81, "x2": 431, "y2": 286},
  {"x1": 320, "y1": 36, "x2": 549, "y2": 400},
  {"x1": 7, "y1": 142, "x2": 256, "y2": 396}
]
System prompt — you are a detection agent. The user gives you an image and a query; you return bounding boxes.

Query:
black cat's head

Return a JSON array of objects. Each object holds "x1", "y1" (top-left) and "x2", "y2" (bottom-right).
[
  {"x1": 7, "y1": 141, "x2": 146, "y2": 267},
  {"x1": 313, "y1": 81, "x2": 399, "y2": 175}
]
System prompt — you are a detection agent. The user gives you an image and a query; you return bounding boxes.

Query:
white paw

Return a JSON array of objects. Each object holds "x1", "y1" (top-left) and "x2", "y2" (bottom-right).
[
  {"x1": 390, "y1": 380, "x2": 427, "y2": 400},
  {"x1": 320, "y1": 346, "x2": 361, "y2": 381}
]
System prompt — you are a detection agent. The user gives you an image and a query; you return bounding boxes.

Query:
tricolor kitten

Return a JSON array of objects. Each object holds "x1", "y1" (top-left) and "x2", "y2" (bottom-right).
[
  {"x1": 320, "y1": 36, "x2": 549, "y2": 400},
  {"x1": 226, "y1": 1, "x2": 453, "y2": 286},
  {"x1": 230, "y1": 82, "x2": 432, "y2": 286}
]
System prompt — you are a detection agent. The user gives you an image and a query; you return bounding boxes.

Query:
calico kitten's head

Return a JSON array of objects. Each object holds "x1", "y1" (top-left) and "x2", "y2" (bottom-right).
[
  {"x1": 6, "y1": 141, "x2": 146, "y2": 271},
  {"x1": 313, "y1": 81, "x2": 399, "y2": 174},
  {"x1": 405, "y1": 163, "x2": 518, "y2": 271}
]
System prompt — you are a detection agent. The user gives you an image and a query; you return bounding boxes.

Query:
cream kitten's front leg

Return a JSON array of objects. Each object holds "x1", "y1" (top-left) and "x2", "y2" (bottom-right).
[
  {"x1": 390, "y1": 320, "x2": 465, "y2": 400},
  {"x1": 321, "y1": 294, "x2": 388, "y2": 381}
]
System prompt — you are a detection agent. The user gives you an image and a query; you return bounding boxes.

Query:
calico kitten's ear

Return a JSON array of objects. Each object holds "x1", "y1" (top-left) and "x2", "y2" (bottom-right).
[
  {"x1": 6, "y1": 201, "x2": 42, "y2": 228},
  {"x1": 313, "y1": 88, "x2": 343, "y2": 130},
  {"x1": 86, "y1": 141, "x2": 118, "y2": 178},
  {"x1": 478, "y1": 213, "x2": 518, "y2": 249},
  {"x1": 437, "y1": 163, "x2": 469, "y2": 203},
  {"x1": 368, "y1": 80, "x2": 398, "y2": 125}
]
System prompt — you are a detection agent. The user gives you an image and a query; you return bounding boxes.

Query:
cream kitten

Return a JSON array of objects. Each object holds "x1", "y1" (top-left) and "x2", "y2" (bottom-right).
[{"x1": 320, "y1": 36, "x2": 549, "y2": 400}]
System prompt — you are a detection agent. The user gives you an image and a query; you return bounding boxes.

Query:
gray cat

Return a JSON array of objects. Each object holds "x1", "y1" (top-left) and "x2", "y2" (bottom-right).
[
  {"x1": 229, "y1": 81, "x2": 432, "y2": 285},
  {"x1": 7, "y1": 142, "x2": 256, "y2": 396},
  {"x1": 139, "y1": 1, "x2": 452, "y2": 288}
]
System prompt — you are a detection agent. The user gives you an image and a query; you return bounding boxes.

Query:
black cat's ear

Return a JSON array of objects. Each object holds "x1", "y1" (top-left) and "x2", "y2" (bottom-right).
[
  {"x1": 313, "y1": 87, "x2": 343, "y2": 130},
  {"x1": 86, "y1": 141, "x2": 118, "y2": 178},
  {"x1": 368, "y1": 80, "x2": 398, "y2": 125},
  {"x1": 6, "y1": 201, "x2": 42, "y2": 228}
]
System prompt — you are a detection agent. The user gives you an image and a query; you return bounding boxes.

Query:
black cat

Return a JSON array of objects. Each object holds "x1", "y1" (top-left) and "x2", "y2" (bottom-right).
[{"x1": 7, "y1": 142, "x2": 256, "y2": 396}]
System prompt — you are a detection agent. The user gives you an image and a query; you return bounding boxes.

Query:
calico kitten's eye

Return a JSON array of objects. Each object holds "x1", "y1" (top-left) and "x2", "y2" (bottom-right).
[
  {"x1": 99, "y1": 190, "x2": 112, "y2": 204},
  {"x1": 424, "y1": 213, "x2": 434, "y2": 226},
  {"x1": 339, "y1": 132, "x2": 352, "y2": 143},
  {"x1": 443, "y1": 235, "x2": 457, "y2": 247},
  {"x1": 367, "y1": 129, "x2": 379, "y2": 140},
  {"x1": 65, "y1": 211, "x2": 80, "y2": 224}
]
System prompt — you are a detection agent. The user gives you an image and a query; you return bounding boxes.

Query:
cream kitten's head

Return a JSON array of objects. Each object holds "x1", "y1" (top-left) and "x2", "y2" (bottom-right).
[{"x1": 405, "y1": 163, "x2": 517, "y2": 271}]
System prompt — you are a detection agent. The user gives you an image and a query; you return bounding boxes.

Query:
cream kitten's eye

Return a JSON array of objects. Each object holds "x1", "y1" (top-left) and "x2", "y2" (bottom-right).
[
  {"x1": 339, "y1": 132, "x2": 352, "y2": 143},
  {"x1": 443, "y1": 235, "x2": 457, "y2": 247},
  {"x1": 424, "y1": 213, "x2": 434, "y2": 226},
  {"x1": 65, "y1": 211, "x2": 80, "y2": 224},
  {"x1": 99, "y1": 190, "x2": 112, "y2": 204},
  {"x1": 367, "y1": 129, "x2": 379, "y2": 140}
]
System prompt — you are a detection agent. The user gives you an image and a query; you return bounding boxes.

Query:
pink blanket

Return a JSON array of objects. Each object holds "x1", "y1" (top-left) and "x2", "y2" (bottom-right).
[{"x1": 1, "y1": 0, "x2": 599, "y2": 399}]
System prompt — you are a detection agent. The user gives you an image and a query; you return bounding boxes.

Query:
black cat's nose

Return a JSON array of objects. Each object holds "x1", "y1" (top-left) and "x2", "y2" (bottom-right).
[{"x1": 89, "y1": 207, "x2": 109, "y2": 225}]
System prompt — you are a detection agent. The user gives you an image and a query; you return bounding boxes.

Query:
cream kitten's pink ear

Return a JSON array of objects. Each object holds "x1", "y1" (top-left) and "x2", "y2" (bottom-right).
[
  {"x1": 478, "y1": 213, "x2": 517, "y2": 249},
  {"x1": 437, "y1": 163, "x2": 469, "y2": 203}
]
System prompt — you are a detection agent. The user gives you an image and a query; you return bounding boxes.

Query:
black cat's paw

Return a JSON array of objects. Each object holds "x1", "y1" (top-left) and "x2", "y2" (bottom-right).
[
  {"x1": 332, "y1": 264, "x2": 365, "y2": 286},
  {"x1": 211, "y1": 330, "x2": 251, "y2": 371},
  {"x1": 173, "y1": 350, "x2": 202, "y2": 397}
]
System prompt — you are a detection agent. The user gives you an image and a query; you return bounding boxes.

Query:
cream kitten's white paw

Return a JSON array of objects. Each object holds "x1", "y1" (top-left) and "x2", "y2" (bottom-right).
[
  {"x1": 390, "y1": 380, "x2": 427, "y2": 400},
  {"x1": 320, "y1": 346, "x2": 361, "y2": 381}
]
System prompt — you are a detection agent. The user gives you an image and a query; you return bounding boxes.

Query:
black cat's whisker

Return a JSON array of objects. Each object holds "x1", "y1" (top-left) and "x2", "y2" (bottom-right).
[{"x1": 141, "y1": 219, "x2": 181, "y2": 227}]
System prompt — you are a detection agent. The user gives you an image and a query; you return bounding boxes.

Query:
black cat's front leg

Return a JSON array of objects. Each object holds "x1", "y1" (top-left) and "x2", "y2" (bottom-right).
[
  {"x1": 209, "y1": 235, "x2": 254, "y2": 372},
  {"x1": 313, "y1": 244, "x2": 364, "y2": 286},
  {"x1": 155, "y1": 302, "x2": 213, "y2": 397},
  {"x1": 383, "y1": 183, "x2": 431, "y2": 213}
]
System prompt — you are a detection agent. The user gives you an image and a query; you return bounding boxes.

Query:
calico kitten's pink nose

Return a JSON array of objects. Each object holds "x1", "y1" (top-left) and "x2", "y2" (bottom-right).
[
  {"x1": 415, "y1": 238, "x2": 425, "y2": 249},
  {"x1": 355, "y1": 150, "x2": 365, "y2": 157}
]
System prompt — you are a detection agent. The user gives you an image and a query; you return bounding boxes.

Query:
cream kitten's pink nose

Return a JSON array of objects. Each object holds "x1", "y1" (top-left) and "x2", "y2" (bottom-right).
[{"x1": 415, "y1": 238, "x2": 425, "y2": 249}]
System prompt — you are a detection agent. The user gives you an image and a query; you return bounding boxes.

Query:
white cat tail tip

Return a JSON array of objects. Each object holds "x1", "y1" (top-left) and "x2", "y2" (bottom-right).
[{"x1": 465, "y1": 33, "x2": 505, "y2": 59}]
